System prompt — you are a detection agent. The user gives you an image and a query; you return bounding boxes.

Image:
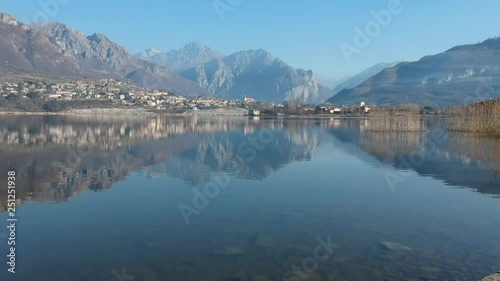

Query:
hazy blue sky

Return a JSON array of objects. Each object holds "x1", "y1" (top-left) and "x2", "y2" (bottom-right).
[{"x1": 2, "y1": 0, "x2": 500, "y2": 78}]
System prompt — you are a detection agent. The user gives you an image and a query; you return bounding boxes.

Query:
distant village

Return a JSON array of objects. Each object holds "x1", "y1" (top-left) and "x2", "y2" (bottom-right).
[{"x1": 0, "y1": 79, "x2": 372, "y2": 115}]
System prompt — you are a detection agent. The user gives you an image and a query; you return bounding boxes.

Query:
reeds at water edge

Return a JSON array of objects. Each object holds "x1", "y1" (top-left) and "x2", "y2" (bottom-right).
[
  {"x1": 445, "y1": 99, "x2": 500, "y2": 138},
  {"x1": 363, "y1": 106, "x2": 427, "y2": 132}
]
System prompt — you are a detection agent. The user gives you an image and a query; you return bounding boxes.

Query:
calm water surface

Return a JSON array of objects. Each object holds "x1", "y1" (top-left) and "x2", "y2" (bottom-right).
[{"x1": 0, "y1": 116, "x2": 499, "y2": 281}]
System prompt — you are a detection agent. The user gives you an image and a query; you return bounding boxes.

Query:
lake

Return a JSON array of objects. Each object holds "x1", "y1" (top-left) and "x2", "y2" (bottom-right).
[{"x1": 0, "y1": 116, "x2": 499, "y2": 281}]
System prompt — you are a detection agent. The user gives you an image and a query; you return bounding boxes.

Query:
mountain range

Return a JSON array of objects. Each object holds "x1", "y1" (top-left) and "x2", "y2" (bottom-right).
[
  {"x1": 0, "y1": 13, "x2": 205, "y2": 95},
  {"x1": 0, "y1": 12, "x2": 329, "y2": 103},
  {"x1": 178, "y1": 49, "x2": 334, "y2": 103},
  {"x1": 1, "y1": 11, "x2": 499, "y2": 107},
  {"x1": 328, "y1": 38, "x2": 500, "y2": 107},
  {"x1": 136, "y1": 44, "x2": 333, "y2": 103}
]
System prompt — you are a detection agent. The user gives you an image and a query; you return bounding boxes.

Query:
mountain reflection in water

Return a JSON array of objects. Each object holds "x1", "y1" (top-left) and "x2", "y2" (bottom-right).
[
  {"x1": 0, "y1": 116, "x2": 499, "y2": 281},
  {"x1": 1, "y1": 116, "x2": 498, "y2": 210}
]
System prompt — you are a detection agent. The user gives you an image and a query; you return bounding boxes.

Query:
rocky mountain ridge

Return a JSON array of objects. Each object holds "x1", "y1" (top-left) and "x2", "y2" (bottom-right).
[
  {"x1": 0, "y1": 13, "x2": 206, "y2": 95},
  {"x1": 180, "y1": 49, "x2": 332, "y2": 103},
  {"x1": 328, "y1": 38, "x2": 500, "y2": 107}
]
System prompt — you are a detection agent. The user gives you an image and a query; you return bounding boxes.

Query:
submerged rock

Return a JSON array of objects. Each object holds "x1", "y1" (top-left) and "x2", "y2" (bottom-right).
[
  {"x1": 381, "y1": 241, "x2": 412, "y2": 251},
  {"x1": 482, "y1": 271, "x2": 500, "y2": 281},
  {"x1": 213, "y1": 246, "x2": 244, "y2": 256}
]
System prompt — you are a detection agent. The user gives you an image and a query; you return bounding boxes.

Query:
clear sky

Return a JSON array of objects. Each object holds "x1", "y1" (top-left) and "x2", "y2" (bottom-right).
[{"x1": 2, "y1": 0, "x2": 500, "y2": 78}]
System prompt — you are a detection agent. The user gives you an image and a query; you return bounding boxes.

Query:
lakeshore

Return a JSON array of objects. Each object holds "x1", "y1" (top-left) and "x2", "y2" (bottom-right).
[{"x1": 1, "y1": 101, "x2": 499, "y2": 142}]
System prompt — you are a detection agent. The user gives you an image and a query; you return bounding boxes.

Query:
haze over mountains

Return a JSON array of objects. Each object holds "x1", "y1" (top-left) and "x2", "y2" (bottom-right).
[
  {"x1": 313, "y1": 74, "x2": 338, "y2": 90},
  {"x1": 135, "y1": 42, "x2": 224, "y2": 72},
  {"x1": 329, "y1": 38, "x2": 500, "y2": 107},
  {"x1": 331, "y1": 62, "x2": 401, "y2": 95}
]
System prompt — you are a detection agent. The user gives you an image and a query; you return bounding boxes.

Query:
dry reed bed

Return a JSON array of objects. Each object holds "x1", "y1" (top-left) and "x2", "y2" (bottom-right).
[
  {"x1": 357, "y1": 108, "x2": 430, "y2": 163},
  {"x1": 446, "y1": 99, "x2": 500, "y2": 138},
  {"x1": 364, "y1": 107, "x2": 427, "y2": 132}
]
